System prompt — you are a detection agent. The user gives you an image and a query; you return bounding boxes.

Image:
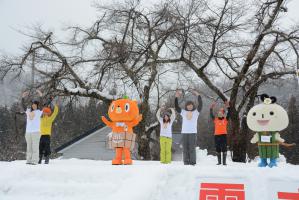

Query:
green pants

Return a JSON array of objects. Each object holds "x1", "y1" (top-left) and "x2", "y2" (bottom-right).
[
  {"x1": 160, "y1": 136, "x2": 172, "y2": 164},
  {"x1": 258, "y1": 144, "x2": 279, "y2": 159}
]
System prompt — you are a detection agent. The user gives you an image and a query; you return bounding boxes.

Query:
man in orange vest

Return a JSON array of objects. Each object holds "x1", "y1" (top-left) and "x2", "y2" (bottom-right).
[{"x1": 210, "y1": 101, "x2": 230, "y2": 165}]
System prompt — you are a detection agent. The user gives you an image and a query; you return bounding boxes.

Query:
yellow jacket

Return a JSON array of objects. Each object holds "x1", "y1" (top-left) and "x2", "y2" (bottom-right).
[{"x1": 40, "y1": 105, "x2": 59, "y2": 136}]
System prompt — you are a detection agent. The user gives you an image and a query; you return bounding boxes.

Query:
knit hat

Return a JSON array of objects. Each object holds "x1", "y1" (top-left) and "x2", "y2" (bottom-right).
[
  {"x1": 43, "y1": 107, "x2": 52, "y2": 114},
  {"x1": 162, "y1": 110, "x2": 171, "y2": 117}
]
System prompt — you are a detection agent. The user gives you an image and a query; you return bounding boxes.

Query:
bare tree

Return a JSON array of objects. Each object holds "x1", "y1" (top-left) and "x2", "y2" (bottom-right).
[
  {"x1": 1, "y1": 0, "x2": 298, "y2": 161},
  {"x1": 156, "y1": 0, "x2": 299, "y2": 161},
  {"x1": 0, "y1": 0, "x2": 188, "y2": 159}
]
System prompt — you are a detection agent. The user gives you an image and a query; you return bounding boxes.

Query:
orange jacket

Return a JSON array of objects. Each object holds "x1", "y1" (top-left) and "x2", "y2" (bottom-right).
[
  {"x1": 214, "y1": 118, "x2": 228, "y2": 135},
  {"x1": 210, "y1": 107, "x2": 230, "y2": 135}
]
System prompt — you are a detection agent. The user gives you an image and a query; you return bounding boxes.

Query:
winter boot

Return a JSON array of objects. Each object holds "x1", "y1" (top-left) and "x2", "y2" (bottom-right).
[
  {"x1": 38, "y1": 155, "x2": 43, "y2": 164},
  {"x1": 217, "y1": 152, "x2": 221, "y2": 165},
  {"x1": 268, "y1": 158, "x2": 277, "y2": 168},
  {"x1": 45, "y1": 156, "x2": 50, "y2": 164},
  {"x1": 258, "y1": 158, "x2": 268, "y2": 167},
  {"x1": 184, "y1": 161, "x2": 190, "y2": 165},
  {"x1": 222, "y1": 152, "x2": 227, "y2": 165}
]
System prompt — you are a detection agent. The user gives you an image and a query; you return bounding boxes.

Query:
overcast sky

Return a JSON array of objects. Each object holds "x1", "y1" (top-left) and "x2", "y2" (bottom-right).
[
  {"x1": 0, "y1": 0, "x2": 97, "y2": 54},
  {"x1": 0, "y1": 0, "x2": 298, "y2": 55}
]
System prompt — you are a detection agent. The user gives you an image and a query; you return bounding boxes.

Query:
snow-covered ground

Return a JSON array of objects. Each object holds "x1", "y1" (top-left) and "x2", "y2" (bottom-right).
[{"x1": 0, "y1": 149, "x2": 298, "y2": 200}]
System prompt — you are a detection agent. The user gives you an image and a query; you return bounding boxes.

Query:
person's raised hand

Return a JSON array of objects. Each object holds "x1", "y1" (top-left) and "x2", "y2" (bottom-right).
[
  {"x1": 224, "y1": 100, "x2": 230, "y2": 108},
  {"x1": 175, "y1": 89, "x2": 182, "y2": 98},
  {"x1": 22, "y1": 91, "x2": 29, "y2": 98},
  {"x1": 210, "y1": 102, "x2": 216, "y2": 109},
  {"x1": 36, "y1": 89, "x2": 43, "y2": 97}
]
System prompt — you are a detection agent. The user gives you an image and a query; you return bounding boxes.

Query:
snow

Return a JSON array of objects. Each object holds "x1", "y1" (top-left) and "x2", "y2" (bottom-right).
[
  {"x1": 145, "y1": 122, "x2": 159, "y2": 132},
  {"x1": 66, "y1": 87, "x2": 115, "y2": 100},
  {"x1": 0, "y1": 149, "x2": 298, "y2": 200}
]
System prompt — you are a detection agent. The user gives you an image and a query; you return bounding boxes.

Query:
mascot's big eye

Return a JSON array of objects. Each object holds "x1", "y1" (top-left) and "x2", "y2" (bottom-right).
[
  {"x1": 111, "y1": 104, "x2": 115, "y2": 112},
  {"x1": 270, "y1": 111, "x2": 274, "y2": 115},
  {"x1": 125, "y1": 103, "x2": 130, "y2": 112},
  {"x1": 253, "y1": 112, "x2": 256, "y2": 116}
]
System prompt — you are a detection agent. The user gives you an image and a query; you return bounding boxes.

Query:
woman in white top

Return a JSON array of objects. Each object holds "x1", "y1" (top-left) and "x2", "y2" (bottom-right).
[
  {"x1": 156, "y1": 107, "x2": 175, "y2": 164},
  {"x1": 22, "y1": 90, "x2": 43, "y2": 165},
  {"x1": 175, "y1": 89, "x2": 202, "y2": 165}
]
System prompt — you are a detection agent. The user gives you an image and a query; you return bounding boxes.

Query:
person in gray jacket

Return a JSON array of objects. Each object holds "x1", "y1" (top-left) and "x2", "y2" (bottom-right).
[{"x1": 175, "y1": 89, "x2": 202, "y2": 165}]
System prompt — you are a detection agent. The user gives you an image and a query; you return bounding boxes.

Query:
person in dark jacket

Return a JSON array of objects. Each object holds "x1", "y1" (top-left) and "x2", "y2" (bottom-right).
[
  {"x1": 210, "y1": 101, "x2": 230, "y2": 165},
  {"x1": 175, "y1": 89, "x2": 202, "y2": 165}
]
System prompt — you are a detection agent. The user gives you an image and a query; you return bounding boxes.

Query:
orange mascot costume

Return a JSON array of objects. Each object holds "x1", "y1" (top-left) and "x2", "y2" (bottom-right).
[{"x1": 102, "y1": 97, "x2": 142, "y2": 165}]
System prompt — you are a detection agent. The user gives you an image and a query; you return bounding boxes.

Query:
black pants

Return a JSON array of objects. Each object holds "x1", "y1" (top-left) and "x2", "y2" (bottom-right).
[
  {"x1": 182, "y1": 134, "x2": 197, "y2": 165},
  {"x1": 215, "y1": 134, "x2": 227, "y2": 153},
  {"x1": 39, "y1": 135, "x2": 51, "y2": 157}
]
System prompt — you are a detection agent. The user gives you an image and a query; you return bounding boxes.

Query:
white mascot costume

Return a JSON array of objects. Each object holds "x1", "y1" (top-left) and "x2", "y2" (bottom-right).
[{"x1": 247, "y1": 94, "x2": 294, "y2": 167}]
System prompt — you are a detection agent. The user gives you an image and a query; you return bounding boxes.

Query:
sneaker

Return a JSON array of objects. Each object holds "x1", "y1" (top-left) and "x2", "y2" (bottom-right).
[{"x1": 28, "y1": 163, "x2": 37, "y2": 165}]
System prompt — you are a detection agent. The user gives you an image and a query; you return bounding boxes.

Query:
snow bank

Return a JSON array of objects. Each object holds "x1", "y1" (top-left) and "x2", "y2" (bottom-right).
[{"x1": 0, "y1": 149, "x2": 298, "y2": 200}]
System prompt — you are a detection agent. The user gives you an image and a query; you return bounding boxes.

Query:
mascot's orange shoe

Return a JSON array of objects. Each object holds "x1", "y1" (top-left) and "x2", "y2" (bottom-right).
[
  {"x1": 123, "y1": 148, "x2": 132, "y2": 165},
  {"x1": 102, "y1": 97, "x2": 142, "y2": 165},
  {"x1": 112, "y1": 159, "x2": 123, "y2": 165},
  {"x1": 112, "y1": 148, "x2": 123, "y2": 165},
  {"x1": 123, "y1": 159, "x2": 132, "y2": 165}
]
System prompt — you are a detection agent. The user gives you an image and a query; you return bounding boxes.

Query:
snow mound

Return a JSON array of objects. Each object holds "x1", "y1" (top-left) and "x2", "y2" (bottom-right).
[{"x1": 0, "y1": 149, "x2": 298, "y2": 200}]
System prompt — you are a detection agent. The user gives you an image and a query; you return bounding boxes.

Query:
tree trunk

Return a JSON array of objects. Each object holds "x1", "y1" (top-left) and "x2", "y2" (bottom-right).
[
  {"x1": 136, "y1": 87, "x2": 151, "y2": 160},
  {"x1": 136, "y1": 119, "x2": 151, "y2": 160},
  {"x1": 230, "y1": 108, "x2": 247, "y2": 162},
  {"x1": 242, "y1": 90, "x2": 259, "y2": 160}
]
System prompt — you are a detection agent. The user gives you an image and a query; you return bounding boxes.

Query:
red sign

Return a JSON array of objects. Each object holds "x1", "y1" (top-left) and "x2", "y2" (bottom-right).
[
  {"x1": 278, "y1": 189, "x2": 299, "y2": 200},
  {"x1": 199, "y1": 183, "x2": 245, "y2": 200}
]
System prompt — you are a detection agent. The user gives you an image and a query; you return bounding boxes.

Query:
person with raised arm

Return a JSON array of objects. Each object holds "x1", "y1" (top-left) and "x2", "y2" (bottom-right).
[
  {"x1": 39, "y1": 97, "x2": 60, "y2": 164},
  {"x1": 156, "y1": 107, "x2": 176, "y2": 164},
  {"x1": 22, "y1": 89, "x2": 43, "y2": 165},
  {"x1": 175, "y1": 89, "x2": 202, "y2": 165},
  {"x1": 210, "y1": 101, "x2": 230, "y2": 165}
]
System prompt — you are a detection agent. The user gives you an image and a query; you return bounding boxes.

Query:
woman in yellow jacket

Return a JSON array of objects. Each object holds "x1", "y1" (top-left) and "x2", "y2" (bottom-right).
[{"x1": 39, "y1": 103, "x2": 59, "y2": 164}]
